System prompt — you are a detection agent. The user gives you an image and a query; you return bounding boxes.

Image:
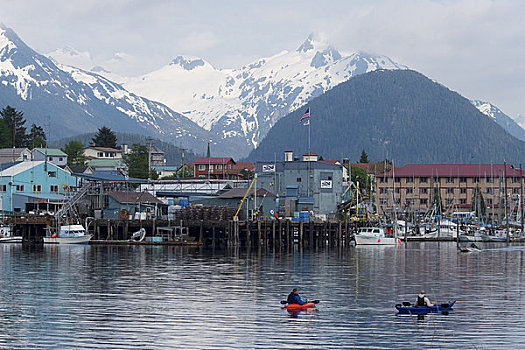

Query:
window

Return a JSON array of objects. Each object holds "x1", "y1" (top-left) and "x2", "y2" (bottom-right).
[
  {"x1": 296, "y1": 177, "x2": 302, "y2": 182},
  {"x1": 97, "y1": 152, "x2": 103, "y2": 157},
  {"x1": 216, "y1": 164, "x2": 223, "y2": 170},
  {"x1": 16, "y1": 185, "x2": 24, "y2": 192},
  {"x1": 0, "y1": 185, "x2": 6, "y2": 192},
  {"x1": 380, "y1": 178, "x2": 387, "y2": 183},
  {"x1": 460, "y1": 199, "x2": 467, "y2": 204},
  {"x1": 513, "y1": 177, "x2": 521, "y2": 183},
  {"x1": 228, "y1": 165, "x2": 232, "y2": 169},
  {"x1": 380, "y1": 188, "x2": 387, "y2": 194},
  {"x1": 420, "y1": 177, "x2": 428, "y2": 183},
  {"x1": 447, "y1": 199, "x2": 454, "y2": 205},
  {"x1": 473, "y1": 177, "x2": 480, "y2": 183},
  {"x1": 486, "y1": 188, "x2": 493, "y2": 194},
  {"x1": 420, "y1": 199, "x2": 428, "y2": 205},
  {"x1": 33, "y1": 185, "x2": 41, "y2": 192},
  {"x1": 487, "y1": 177, "x2": 494, "y2": 183},
  {"x1": 198, "y1": 165, "x2": 206, "y2": 171},
  {"x1": 50, "y1": 185, "x2": 58, "y2": 192},
  {"x1": 380, "y1": 198, "x2": 388, "y2": 205},
  {"x1": 395, "y1": 177, "x2": 400, "y2": 182},
  {"x1": 513, "y1": 188, "x2": 520, "y2": 194},
  {"x1": 446, "y1": 177, "x2": 454, "y2": 183},
  {"x1": 406, "y1": 188, "x2": 413, "y2": 194},
  {"x1": 420, "y1": 188, "x2": 428, "y2": 194},
  {"x1": 487, "y1": 198, "x2": 493, "y2": 205},
  {"x1": 48, "y1": 171, "x2": 56, "y2": 177},
  {"x1": 460, "y1": 177, "x2": 467, "y2": 183},
  {"x1": 59, "y1": 157, "x2": 63, "y2": 161},
  {"x1": 406, "y1": 177, "x2": 414, "y2": 183},
  {"x1": 446, "y1": 188, "x2": 454, "y2": 194},
  {"x1": 460, "y1": 188, "x2": 467, "y2": 194},
  {"x1": 395, "y1": 188, "x2": 400, "y2": 193},
  {"x1": 394, "y1": 198, "x2": 401, "y2": 204}
]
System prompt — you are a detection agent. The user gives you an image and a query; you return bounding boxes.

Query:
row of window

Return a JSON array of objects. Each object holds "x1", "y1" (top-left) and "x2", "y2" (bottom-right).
[
  {"x1": 96, "y1": 152, "x2": 117, "y2": 158},
  {"x1": 197, "y1": 164, "x2": 231, "y2": 171},
  {"x1": 381, "y1": 177, "x2": 522, "y2": 183},
  {"x1": 380, "y1": 198, "x2": 499, "y2": 205},
  {"x1": 381, "y1": 187, "x2": 520, "y2": 195},
  {"x1": 1, "y1": 185, "x2": 61, "y2": 192}
]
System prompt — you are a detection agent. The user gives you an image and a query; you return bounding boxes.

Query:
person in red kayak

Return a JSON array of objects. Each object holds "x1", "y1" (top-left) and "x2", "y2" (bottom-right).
[
  {"x1": 416, "y1": 290, "x2": 432, "y2": 307},
  {"x1": 287, "y1": 288, "x2": 307, "y2": 305}
]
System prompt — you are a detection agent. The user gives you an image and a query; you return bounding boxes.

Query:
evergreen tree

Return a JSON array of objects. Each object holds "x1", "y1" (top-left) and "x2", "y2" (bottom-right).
[
  {"x1": 471, "y1": 185, "x2": 487, "y2": 218},
  {"x1": 431, "y1": 186, "x2": 443, "y2": 215},
  {"x1": 124, "y1": 144, "x2": 156, "y2": 179},
  {"x1": 350, "y1": 165, "x2": 370, "y2": 192},
  {"x1": 27, "y1": 124, "x2": 47, "y2": 148},
  {"x1": 0, "y1": 106, "x2": 27, "y2": 147},
  {"x1": 359, "y1": 149, "x2": 369, "y2": 163},
  {"x1": 62, "y1": 141, "x2": 86, "y2": 165},
  {"x1": 92, "y1": 126, "x2": 117, "y2": 148},
  {"x1": 0, "y1": 118, "x2": 9, "y2": 148}
]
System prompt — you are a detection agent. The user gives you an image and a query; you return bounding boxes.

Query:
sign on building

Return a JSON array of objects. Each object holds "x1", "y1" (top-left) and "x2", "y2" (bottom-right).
[
  {"x1": 320, "y1": 180, "x2": 332, "y2": 189},
  {"x1": 262, "y1": 164, "x2": 275, "y2": 172}
]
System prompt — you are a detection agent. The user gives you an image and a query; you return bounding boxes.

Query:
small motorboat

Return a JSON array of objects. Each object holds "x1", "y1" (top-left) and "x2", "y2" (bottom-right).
[
  {"x1": 395, "y1": 301, "x2": 456, "y2": 315},
  {"x1": 281, "y1": 300, "x2": 319, "y2": 311}
]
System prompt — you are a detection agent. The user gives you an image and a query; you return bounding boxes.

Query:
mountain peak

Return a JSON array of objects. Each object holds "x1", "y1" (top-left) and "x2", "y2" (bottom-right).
[
  {"x1": 170, "y1": 55, "x2": 208, "y2": 70},
  {"x1": 297, "y1": 34, "x2": 331, "y2": 53}
]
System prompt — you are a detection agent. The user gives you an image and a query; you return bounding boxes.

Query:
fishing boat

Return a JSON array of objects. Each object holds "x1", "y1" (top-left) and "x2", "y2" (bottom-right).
[
  {"x1": 354, "y1": 227, "x2": 399, "y2": 245},
  {"x1": 44, "y1": 224, "x2": 92, "y2": 244},
  {"x1": 395, "y1": 301, "x2": 456, "y2": 315},
  {"x1": 0, "y1": 224, "x2": 22, "y2": 243}
]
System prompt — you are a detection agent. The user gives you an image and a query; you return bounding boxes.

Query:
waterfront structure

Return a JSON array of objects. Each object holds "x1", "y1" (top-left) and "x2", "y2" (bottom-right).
[
  {"x1": 256, "y1": 151, "x2": 344, "y2": 216},
  {"x1": 0, "y1": 161, "x2": 77, "y2": 213},
  {"x1": 376, "y1": 163, "x2": 525, "y2": 222},
  {"x1": 0, "y1": 148, "x2": 31, "y2": 163},
  {"x1": 152, "y1": 165, "x2": 179, "y2": 178},
  {"x1": 31, "y1": 148, "x2": 68, "y2": 167},
  {"x1": 103, "y1": 191, "x2": 162, "y2": 219}
]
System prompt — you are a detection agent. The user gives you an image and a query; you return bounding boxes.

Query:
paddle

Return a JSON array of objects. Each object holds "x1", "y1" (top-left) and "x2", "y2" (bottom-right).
[{"x1": 280, "y1": 300, "x2": 320, "y2": 304}]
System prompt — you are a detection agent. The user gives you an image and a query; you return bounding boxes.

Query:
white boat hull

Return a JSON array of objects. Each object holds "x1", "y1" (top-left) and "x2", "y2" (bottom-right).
[
  {"x1": 0, "y1": 236, "x2": 22, "y2": 243},
  {"x1": 44, "y1": 234, "x2": 92, "y2": 244},
  {"x1": 354, "y1": 235, "x2": 397, "y2": 245}
]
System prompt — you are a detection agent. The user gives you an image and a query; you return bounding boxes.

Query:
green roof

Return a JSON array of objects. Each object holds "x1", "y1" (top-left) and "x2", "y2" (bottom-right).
[
  {"x1": 34, "y1": 148, "x2": 67, "y2": 156},
  {"x1": 88, "y1": 159, "x2": 123, "y2": 166}
]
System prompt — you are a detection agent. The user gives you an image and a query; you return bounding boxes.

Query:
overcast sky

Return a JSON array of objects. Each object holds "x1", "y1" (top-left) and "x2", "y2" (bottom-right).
[{"x1": 1, "y1": 0, "x2": 524, "y2": 119}]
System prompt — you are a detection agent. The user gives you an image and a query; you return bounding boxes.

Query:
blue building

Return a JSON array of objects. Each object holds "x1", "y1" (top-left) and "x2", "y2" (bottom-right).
[
  {"x1": 256, "y1": 153, "x2": 344, "y2": 216},
  {"x1": 0, "y1": 161, "x2": 77, "y2": 213}
]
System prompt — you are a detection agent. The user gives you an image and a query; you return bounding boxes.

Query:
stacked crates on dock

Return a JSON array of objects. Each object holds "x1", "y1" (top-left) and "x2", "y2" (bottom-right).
[{"x1": 292, "y1": 211, "x2": 310, "y2": 221}]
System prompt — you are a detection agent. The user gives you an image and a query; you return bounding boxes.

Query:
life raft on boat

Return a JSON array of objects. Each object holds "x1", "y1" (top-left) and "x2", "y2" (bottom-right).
[
  {"x1": 283, "y1": 302, "x2": 317, "y2": 311},
  {"x1": 395, "y1": 300, "x2": 456, "y2": 315}
]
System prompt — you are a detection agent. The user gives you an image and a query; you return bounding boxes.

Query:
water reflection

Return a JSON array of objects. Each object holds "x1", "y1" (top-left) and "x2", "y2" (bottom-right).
[{"x1": 0, "y1": 242, "x2": 524, "y2": 349}]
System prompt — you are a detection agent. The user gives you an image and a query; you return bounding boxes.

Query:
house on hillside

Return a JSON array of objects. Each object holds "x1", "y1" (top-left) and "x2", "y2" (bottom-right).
[
  {"x1": 0, "y1": 148, "x2": 31, "y2": 164},
  {"x1": 87, "y1": 158, "x2": 126, "y2": 173},
  {"x1": 0, "y1": 161, "x2": 77, "y2": 213},
  {"x1": 149, "y1": 145, "x2": 165, "y2": 167},
  {"x1": 193, "y1": 157, "x2": 235, "y2": 179},
  {"x1": 83, "y1": 146, "x2": 123, "y2": 160},
  {"x1": 32, "y1": 148, "x2": 68, "y2": 167}
]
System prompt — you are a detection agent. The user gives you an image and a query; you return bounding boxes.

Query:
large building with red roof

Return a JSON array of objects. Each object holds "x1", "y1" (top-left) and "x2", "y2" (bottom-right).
[
  {"x1": 376, "y1": 163, "x2": 525, "y2": 220},
  {"x1": 192, "y1": 157, "x2": 255, "y2": 180}
]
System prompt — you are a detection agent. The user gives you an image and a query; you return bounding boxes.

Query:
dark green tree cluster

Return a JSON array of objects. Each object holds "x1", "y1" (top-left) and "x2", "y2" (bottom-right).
[
  {"x1": 62, "y1": 141, "x2": 87, "y2": 166},
  {"x1": 124, "y1": 144, "x2": 158, "y2": 180},
  {"x1": 91, "y1": 126, "x2": 117, "y2": 148},
  {"x1": 471, "y1": 185, "x2": 487, "y2": 218},
  {"x1": 0, "y1": 106, "x2": 47, "y2": 148},
  {"x1": 430, "y1": 186, "x2": 443, "y2": 214},
  {"x1": 350, "y1": 165, "x2": 370, "y2": 191}
]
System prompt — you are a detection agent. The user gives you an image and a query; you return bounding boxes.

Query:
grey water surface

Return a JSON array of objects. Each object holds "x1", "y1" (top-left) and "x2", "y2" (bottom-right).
[{"x1": 1, "y1": 242, "x2": 524, "y2": 349}]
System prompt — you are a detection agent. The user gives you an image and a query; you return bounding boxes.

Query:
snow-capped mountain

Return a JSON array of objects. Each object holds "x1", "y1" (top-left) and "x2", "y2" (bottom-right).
[
  {"x1": 0, "y1": 25, "x2": 209, "y2": 153},
  {"x1": 472, "y1": 100, "x2": 525, "y2": 141},
  {"x1": 124, "y1": 35, "x2": 407, "y2": 157}
]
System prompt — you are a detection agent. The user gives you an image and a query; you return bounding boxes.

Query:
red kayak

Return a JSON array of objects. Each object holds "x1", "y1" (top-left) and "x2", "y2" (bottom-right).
[{"x1": 283, "y1": 302, "x2": 317, "y2": 311}]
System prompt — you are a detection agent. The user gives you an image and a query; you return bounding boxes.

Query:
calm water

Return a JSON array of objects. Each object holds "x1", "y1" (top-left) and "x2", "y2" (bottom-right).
[{"x1": 1, "y1": 242, "x2": 524, "y2": 349}]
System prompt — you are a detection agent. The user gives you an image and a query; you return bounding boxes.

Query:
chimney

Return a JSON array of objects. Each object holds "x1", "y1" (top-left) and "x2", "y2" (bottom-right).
[
  {"x1": 122, "y1": 144, "x2": 128, "y2": 155},
  {"x1": 284, "y1": 151, "x2": 293, "y2": 162}
]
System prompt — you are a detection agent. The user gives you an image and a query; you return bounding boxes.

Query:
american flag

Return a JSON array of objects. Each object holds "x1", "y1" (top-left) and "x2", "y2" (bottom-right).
[{"x1": 299, "y1": 107, "x2": 310, "y2": 123}]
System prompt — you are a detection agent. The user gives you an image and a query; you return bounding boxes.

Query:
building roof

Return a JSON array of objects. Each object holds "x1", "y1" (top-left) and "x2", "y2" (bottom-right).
[
  {"x1": 256, "y1": 161, "x2": 342, "y2": 172},
  {"x1": 0, "y1": 161, "x2": 48, "y2": 177},
  {"x1": 108, "y1": 191, "x2": 162, "y2": 204},
  {"x1": 149, "y1": 145, "x2": 164, "y2": 154},
  {"x1": 193, "y1": 157, "x2": 235, "y2": 165},
  {"x1": 87, "y1": 158, "x2": 123, "y2": 167},
  {"x1": 33, "y1": 148, "x2": 67, "y2": 157},
  {"x1": 73, "y1": 171, "x2": 146, "y2": 183},
  {"x1": 378, "y1": 164, "x2": 525, "y2": 178},
  {"x1": 218, "y1": 188, "x2": 276, "y2": 199},
  {"x1": 85, "y1": 146, "x2": 121, "y2": 152},
  {"x1": 320, "y1": 160, "x2": 340, "y2": 165},
  {"x1": 0, "y1": 148, "x2": 29, "y2": 156},
  {"x1": 303, "y1": 152, "x2": 318, "y2": 156},
  {"x1": 67, "y1": 165, "x2": 93, "y2": 174},
  {"x1": 0, "y1": 161, "x2": 22, "y2": 171}
]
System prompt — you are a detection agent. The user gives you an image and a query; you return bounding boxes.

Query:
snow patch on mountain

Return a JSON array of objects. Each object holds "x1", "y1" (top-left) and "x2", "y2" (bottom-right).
[
  {"x1": 472, "y1": 100, "x2": 525, "y2": 142},
  {"x1": 124, "y1": 35, "x2": 407, "y2": 156}
]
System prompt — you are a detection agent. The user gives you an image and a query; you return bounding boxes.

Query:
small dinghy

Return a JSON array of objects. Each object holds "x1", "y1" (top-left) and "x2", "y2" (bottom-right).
[
  {"x1": 395, "y1": 301, "x2": 456, "y2": 315},
  {"x1": 281, "y1": 300, "x2": 319, "y2": 311},
  {"x1": 129, "y1": 228, "x2": 146, "y2": 242}
]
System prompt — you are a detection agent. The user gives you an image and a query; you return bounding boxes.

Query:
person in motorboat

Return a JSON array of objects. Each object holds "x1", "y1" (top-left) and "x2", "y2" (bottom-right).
[
  {"x1": 287, "y1": 288, "x2": 307, "y2": 305},
  {"x1": 416, "y1": 290, "x2": 433, "y2": 307}
]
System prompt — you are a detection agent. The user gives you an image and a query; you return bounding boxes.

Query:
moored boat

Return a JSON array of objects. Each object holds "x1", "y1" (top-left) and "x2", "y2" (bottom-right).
[
  {"x1": 354, "y1": 227, "x2": 399, "y2": 245},
  {"x1": 395, "y1": 300, "x2": 456, "y2": 315},
  {"x1": 0, "y1": 225, "x2": 22, "y2": 243},
  {"x1": 44, "y1": 224, "x2": 92, "y2": 244}
]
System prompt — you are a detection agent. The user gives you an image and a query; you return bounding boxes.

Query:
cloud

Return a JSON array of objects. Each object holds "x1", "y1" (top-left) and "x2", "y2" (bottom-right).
[{"x1": 178, "y1": 31, "x2": 220, "y2": 53}]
